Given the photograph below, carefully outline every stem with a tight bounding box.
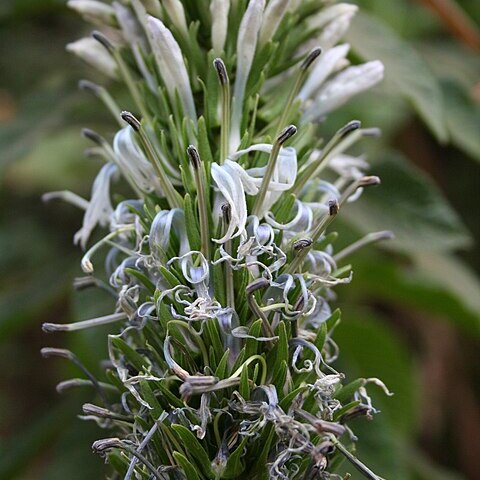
[418,0,480,51]
[246,278,275,339]
[222,204,235,310]
[125,423,159,480]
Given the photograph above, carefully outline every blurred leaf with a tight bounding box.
[336,310,418,437]
[344,151,472,253]
[347,12,449,142]
[412,251,480,321]
[5,127,95,194]
[419,41,480,90]
[0,86,80,177]
[343,252,480,336]
[355,0,439,38]
[441,79,480,162]
[0,0,66,21]
[0,216,76,341]
[337,415,410,480]
[408,449,466,480]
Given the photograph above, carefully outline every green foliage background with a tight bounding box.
[0,0,479,479]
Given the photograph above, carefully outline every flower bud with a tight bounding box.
[163,0,188,36]
[230,0,265,152]
[304,60,384,120]
[67,0,116,25]
[259,0,291,46]
[210,0,230,52]
[66,37,117,78]
[146,16,197,122]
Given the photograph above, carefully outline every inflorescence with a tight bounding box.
[43,1,393,478]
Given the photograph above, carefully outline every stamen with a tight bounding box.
[56,378,116,394]
[83,403,133,422]
[42,312,127,333]
[293,121,362,194]
[79,79,122,125]
[41,347,110,405]
[92,438,164,480]
[187,145,211,259]
[286,200,339,274]
[252,125,297,216]
[339,176,380,205]
[213,58,231,163]
[81,225,136,273]
[334,231,394,262]
[92,31,152,124]
[274,47,321,135]
[121,111,183,208]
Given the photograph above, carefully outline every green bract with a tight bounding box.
[43,1,393,478]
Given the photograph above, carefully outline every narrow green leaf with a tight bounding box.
[239,364,251,400]
[110,337,148,372]
[244,319,263,358]
[215,349,231,379]
[171,424,214,477]
[184,193,202,251]
[223,436,248,478]
[173,451,200,480]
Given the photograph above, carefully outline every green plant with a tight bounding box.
[41,1,399,478]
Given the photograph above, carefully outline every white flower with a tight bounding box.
[67,0,115,25]
[298,44,350,102]
[211,144,298,242]
[149,209,190,259]
[74,163,118,249]
[66,37,118,78]
[211,161,250,243]
[210,0,230,52]
[146,15,197,122]
[259,0,291,46]
[303,60,384,121]
[113,126,162,194]
[162,0,188,37]
[231,144,298,215]
[230,0,265,153]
